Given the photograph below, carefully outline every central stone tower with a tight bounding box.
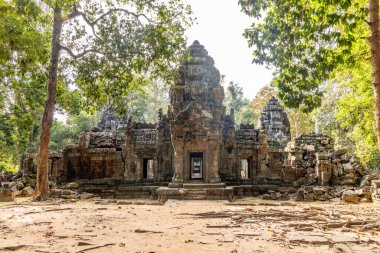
[169,41,225,183]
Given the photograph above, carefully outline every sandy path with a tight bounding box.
[0,199,380,253]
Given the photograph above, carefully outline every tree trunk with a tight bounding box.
[33,5,63,200]
[369,0,380,151]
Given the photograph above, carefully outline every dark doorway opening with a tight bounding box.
[67,160,76,180]
[143,159,154,179]
[190,152,203,180]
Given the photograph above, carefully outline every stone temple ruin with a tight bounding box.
[16,41,379,202]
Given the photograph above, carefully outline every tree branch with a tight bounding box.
[62,7,155,38]
[92,8,153,25]
[59,44,102,60]
[62,8,98,38]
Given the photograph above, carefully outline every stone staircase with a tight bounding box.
[183,183,228,200]
[186,189,207,200]
[156,182,234,202]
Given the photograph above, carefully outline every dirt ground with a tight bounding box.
[0,198,380,253]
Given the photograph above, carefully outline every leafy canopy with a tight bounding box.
[0,0,50,170]
[239,0,367,112]
[56,0,193,115]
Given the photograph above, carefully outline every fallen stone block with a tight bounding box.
[0,188,14,202]
[270,192,281,200]
[342,163,355,174]
[294,188,304,201]
[360,174,379,187]
[66,182,79,189]
[50,188,76,197]
[20,186,34,197]
[355,186,371,195]
[316,153,329,160]
[117,200,133,205]
[1,182,12,188]
[329,149,348,158]
[79,193,94,199]
[313,187,326,195]
[341,190,360,203]
[304,192,314,202]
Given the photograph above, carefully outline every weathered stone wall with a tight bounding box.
[124,117,157,181]
[62,145,124,181]
[49,155,63,182]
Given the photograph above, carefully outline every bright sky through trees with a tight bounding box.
[185,0,274,99]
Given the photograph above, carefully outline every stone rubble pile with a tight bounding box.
[294,186,332,202]
[0,174,37,201]
[341,187,372,203]
[292,185,372,203]
[0,175,97,201]
[0,171,21,183]
[261,190,290,201]
[50,186,94,200]
[285,134,369,187]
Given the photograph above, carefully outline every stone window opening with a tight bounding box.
[240,159,249,179]
[143,159,154,179]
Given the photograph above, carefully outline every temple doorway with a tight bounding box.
[143,159,154,179]
[190,152,203,180]
[240,158,253,180]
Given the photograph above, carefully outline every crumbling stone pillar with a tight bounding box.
[172,139,185,183]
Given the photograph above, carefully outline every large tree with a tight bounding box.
[30,0,192,200]
[238,0,380,149]
[0,0,50,171]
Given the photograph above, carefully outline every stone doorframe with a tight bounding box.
[185,149,207,182]
[189,152,204,180]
